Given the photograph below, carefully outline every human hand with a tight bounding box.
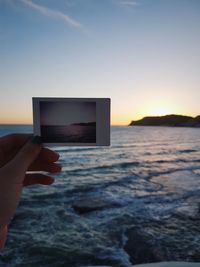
[0,134,61,247]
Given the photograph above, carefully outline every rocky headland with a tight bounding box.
[71,121,96,126]
[129,115,200,127]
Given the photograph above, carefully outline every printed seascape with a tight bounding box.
[0,125,200,267]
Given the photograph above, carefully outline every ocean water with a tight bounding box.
[41,125,96,143]
[0,125,200,267]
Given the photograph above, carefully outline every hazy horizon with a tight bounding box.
[0,112,199,127]
[1,0,200,125]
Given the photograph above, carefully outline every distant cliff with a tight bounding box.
[71,122,96,126]
[129,115,200,127]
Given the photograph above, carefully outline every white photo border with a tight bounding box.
[32,97,110,146]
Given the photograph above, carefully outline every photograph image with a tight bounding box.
[40,101,96,143]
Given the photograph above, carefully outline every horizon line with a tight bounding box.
[0,113,199,126]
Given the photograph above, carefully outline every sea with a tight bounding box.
[41,125,96,143]
[0,125,200,267]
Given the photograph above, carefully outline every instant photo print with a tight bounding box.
[32,97,110,146]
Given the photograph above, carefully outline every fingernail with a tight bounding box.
[31,135,42,144]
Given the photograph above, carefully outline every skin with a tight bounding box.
[0,134,61,249]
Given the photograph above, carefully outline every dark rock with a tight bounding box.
[131,263,200,267]
[124,228,160,264]
[71,122,96,126]
[129,115,200,127]
[184,116,200,127]
[72,196,121,214]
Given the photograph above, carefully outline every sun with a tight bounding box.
[149,106,173,116]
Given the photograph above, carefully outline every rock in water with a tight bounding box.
[72,196,121,214]
[124,228,160,264]
[133,262,200,267]
[80,263,200,267]
[124,227,200,266]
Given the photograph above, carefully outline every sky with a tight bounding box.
[40,101,96,125]
[0,0,200,125]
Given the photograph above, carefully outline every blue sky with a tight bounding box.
[0,0,200,125]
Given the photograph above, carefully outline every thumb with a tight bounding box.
[6,136,42,180]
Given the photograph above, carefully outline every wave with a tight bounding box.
[177,149,198,153]
[62,161,141,174]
